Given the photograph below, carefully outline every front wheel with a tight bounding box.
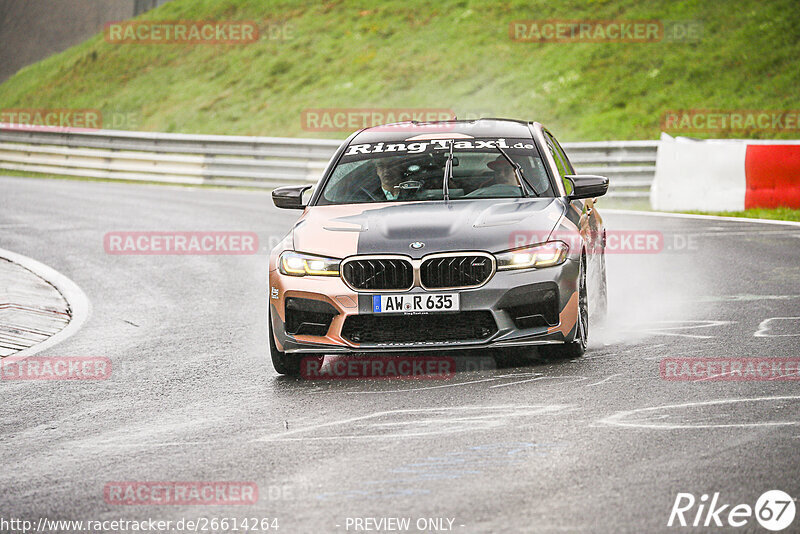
[268,309,324,376]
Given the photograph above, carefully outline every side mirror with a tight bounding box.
[272,185,312,210]
[564,175,609,200]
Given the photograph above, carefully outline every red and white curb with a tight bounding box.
[651,135,800,211]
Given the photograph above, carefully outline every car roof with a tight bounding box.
[350,118,536,144]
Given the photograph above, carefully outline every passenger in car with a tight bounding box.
[486,156,519,185]
[463,156,523,198]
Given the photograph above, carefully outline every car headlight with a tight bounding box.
[495,241,569,270]
[279,251,340,276]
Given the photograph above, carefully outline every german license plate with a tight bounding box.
[373,293,459,314]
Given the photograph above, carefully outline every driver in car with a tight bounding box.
[374,159,408,200]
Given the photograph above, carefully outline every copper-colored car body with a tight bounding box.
[268,119,608,374]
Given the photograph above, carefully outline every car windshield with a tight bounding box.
[315,137,554,205]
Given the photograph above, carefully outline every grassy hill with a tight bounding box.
[1,0,798,140]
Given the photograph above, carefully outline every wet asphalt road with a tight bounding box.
[1,175,799,533]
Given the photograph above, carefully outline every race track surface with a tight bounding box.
[1,176,799,533]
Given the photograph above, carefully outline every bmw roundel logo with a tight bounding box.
[410,241,425,249]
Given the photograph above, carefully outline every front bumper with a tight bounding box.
[268,259,580,354]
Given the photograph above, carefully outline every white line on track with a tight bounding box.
[307,377,501,394]
[603,208,800,227]
[585,374,622,387]
[489,375,588,389]
[80,441,213,448]
[253,405,572,442]
[599,396,800,430]
[683,229,800,238]
[620,320,733,339]
[488,376,547,388]
[754,317,800,337]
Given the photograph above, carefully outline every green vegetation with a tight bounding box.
[1,0,798,140]
[681,207,800,222]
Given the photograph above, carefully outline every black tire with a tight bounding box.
[540,256,588,359]
[268,309,323,376]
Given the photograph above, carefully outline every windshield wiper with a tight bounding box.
[443,139,454,202]
[494,144,538,197]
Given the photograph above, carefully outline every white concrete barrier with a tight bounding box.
[651,134,747,211]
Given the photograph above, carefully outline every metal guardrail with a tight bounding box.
[0,127,658,197]
[561,140,659,198]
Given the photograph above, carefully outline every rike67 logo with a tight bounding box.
[668,490,796,531]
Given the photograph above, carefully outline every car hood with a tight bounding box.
[292,198,567,258]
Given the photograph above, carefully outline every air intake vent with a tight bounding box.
[285,297,338,337]
[342,311,497,344]
[421,254,493,289]
[342,258,414,291]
